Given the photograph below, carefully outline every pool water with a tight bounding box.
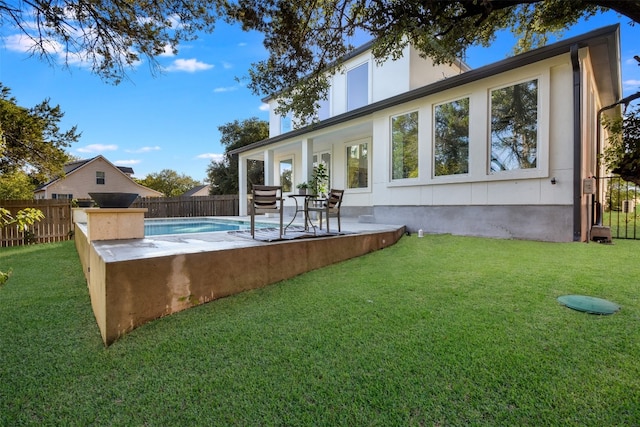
[145,218,268,236]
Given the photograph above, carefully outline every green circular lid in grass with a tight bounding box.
[557,295,620,315]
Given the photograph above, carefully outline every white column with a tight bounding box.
[238,154,248,216]
[301,138,313,183]
[264,149,275,185]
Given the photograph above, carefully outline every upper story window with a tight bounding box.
[347,62,369,111]
[280,114,292,134]
[346,140,369,189]
[434,98,470,176]
[317,97,330,121]
[391,111,419,180]
[96,171,105,185]
[490,79,538,172]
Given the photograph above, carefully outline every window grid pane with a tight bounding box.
[490,80,538,171]
[279,159,292,192]
[391,111,419,180]
[434,98,469,176]
[347,142,368,189]
[347,63,368,111]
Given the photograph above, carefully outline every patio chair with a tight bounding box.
[250,185,284,239]
[306,189,344,233]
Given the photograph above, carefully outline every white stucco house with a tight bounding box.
[34,155,163,199]
[231,25,623,242]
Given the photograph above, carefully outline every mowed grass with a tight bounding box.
[1,236,639,425]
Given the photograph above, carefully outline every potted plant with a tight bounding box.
[311,164,329,197]
[296,182,309,195]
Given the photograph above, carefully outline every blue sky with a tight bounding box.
[1,10,639,183]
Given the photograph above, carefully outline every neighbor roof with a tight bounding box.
[36,155,138,191]
[181,184,210,197]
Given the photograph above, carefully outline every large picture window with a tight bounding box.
[347,63,368,111]
[490,79,538,172]
[346,141,368,189]
[391,111,419,180]
[434,98,469,176]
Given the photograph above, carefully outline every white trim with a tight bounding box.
[344,137,371,192]
[431,95,471,181]
[485,72,550,181]
[389,109,420,183]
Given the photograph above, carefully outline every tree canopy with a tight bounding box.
[4,1,640,118]
[1,0,223,84]
[603,104,640,185]
[229,0,640,122]
[0,170,36,200]
[206,117,268,195]
[135,169,201,197]
[0,83,79,182]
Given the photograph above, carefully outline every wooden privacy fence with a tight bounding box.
[132,195,239,218]
[1,195,240,247]
[1,199,73,247]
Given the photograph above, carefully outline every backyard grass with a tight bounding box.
[1,235,639,425]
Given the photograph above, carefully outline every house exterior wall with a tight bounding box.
[267,45,466,138]
[35,157,162,199]
[241,27,620,242]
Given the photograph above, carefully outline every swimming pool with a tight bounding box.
[144,218,270,236]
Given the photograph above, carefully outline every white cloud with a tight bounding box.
[125,146,162,153]
[222,61,233,69]
[238,42,248,47]
[213,86,238,93]
[623,79,640,87]
[3,32,138,71]
[4,34,62,55]
[159,44,175,57]
[76,144,118,153]
[114,159,141,166]
[165,58,214,72]
[625,57,640,66]
[259,103,270,111]
[196,153,224,162]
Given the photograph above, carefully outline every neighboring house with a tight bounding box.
[231,25,623,242]
[181,185,211,197]
[34,155,163,199]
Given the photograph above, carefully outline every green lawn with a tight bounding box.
[1,236,639,425]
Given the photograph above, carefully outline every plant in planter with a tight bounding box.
[296,182,309,195]
[311,163,329,197]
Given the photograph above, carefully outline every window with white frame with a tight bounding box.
[313,151,331,188]
[317,96,330,121]
[391,111,419,180]
[347,62,368,111]
[490,79,538,172]
[279,158,293,192]
[434,98,470,176]
[346,141,369,189]
[96,171,105,185]
[280,114,292,134]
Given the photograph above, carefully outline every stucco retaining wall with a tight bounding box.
[75,225,405,346]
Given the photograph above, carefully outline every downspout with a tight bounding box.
[571,45,582,241]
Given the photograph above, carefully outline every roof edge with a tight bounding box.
[233,24,620,156]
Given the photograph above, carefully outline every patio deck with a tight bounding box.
[74,215,406,346]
